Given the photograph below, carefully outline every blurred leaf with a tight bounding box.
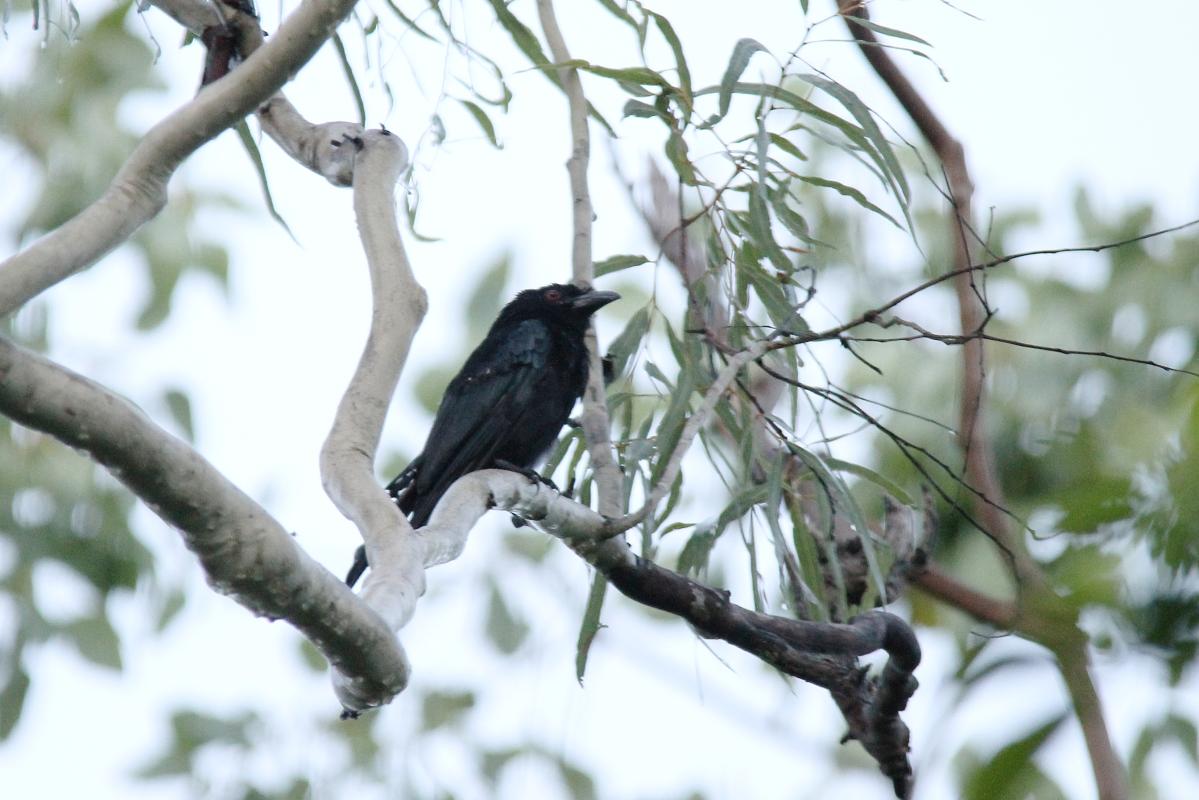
[458,98,500,147]
[1055,475,1133,532]
[467,257,512,331]
[794,174,900,228]
[843,14,932,46]
[1047,545,1121,609]
[575,573,607,683]
[606,307,650,379]
[330,32,367,126]
[66,615,122,670]
[556,756,598,800]
[234,121,296,242]
[594,254,649,277]
[482,748,520,783]
[485,0,614,135]
[297,639,327,672]
[154,588,187,632]
[0,666,30,740]
[664,129,697,186]
[824,457,914,506]
[485,581,529,655]
[162,389,194,442]
[677,529,717,577]
[710,38,769,125]
[139,709,257,778]
[379,0,437,41]
[420,690,475,731]
[648,11,691,114]
[414,366,457,415]
[962,712,1068,800]
[503,529,554,563]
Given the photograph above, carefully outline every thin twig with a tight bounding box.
[536,0,623,517]
[837,2,1128,796]
[0,0,360,316]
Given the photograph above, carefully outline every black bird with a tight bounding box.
[345,283,619,587]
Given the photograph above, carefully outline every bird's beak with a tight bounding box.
[569,289,621,312]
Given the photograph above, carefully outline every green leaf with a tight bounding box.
[595,253,649,276]
[234,121,296,242]
[768,132,807,162]
[649,12,691,113]
[466,257,511,333]
[701,82,897,203]
[556,757,598,800]
[606,306,650,380]
[485,0,614,135]
[664,129,697,185]
[794,73,909,203]
[486,0,552,72]
[788,443,888,610]
[0,666,30,740]
[66,615,122,670]
[594,0,639,28]
[420,690,476,731]
[788,490,829,620]
[712,38,769,125]
[623,99,668,120]
[330,32,366,126]
[162,388,194,441]
[297,639,327,673]
[485,581,529,655]
[843,14,932,47]
[795,174,900,228]
[154,587,187,632]
[1056,475,1133,532]
[748,182,792,273]
[650,361,696,485]
[677,529,717,576]
[575,573,607,683]
[824,457,914,506]
[379,0,437,42]
[963,713,1068,800]
[578,62,671,88]
[174,709,255,749]
[503,529,555,563]
[458,98,500,147]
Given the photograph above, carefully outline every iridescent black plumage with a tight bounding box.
[345,283,618,587]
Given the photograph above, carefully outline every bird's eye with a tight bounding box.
[544,289,562,302]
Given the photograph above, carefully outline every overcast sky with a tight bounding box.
[2,1,1198,798]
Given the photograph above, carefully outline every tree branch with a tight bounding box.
[315,130,428,713]
[837,3,1127,796]
[406,466,920,794]
[0,335,407,703]
[0,0,359,317]
[535,0,622,517]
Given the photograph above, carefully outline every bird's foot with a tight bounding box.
[564,418,582,429]
[510,513,530,528]
[494,459,560,493]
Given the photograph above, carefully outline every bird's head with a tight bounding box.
[496,283,620,330]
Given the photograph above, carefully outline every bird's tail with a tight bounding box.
[345,544,368,588]
[346,461,422,588]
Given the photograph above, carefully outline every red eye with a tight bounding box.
[545,289,562,302]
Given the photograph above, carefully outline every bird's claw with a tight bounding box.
[494,459,560,493]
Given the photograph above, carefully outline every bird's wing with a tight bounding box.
[411,318,551,497]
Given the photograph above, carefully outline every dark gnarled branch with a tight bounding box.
[836,3,1128,798]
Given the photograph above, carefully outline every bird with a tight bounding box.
[345,282,620,587]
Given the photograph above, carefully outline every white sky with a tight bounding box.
[2,1,1199,798]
